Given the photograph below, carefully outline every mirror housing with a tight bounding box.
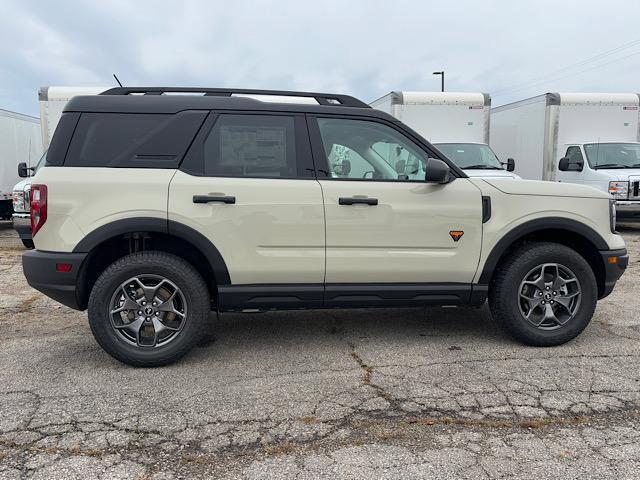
[505,158,516,172]
[425,158,450,184]
[558,157,583,172]
[18,162,30,178]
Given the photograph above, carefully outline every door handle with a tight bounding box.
[193,195,236,204]
[338,197,378,206]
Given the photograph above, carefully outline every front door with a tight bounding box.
[308,115,483,303]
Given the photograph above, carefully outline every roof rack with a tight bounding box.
[99,87,370,108]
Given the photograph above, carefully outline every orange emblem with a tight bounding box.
[449,231,464,242]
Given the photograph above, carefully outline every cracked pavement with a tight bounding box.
[0,222,639,479]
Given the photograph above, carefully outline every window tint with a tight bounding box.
[316,118,428,181]
[204,115,297,177]
[65,113,170,167]
[565,146,584,163]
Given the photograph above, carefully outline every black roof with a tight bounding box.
[64,87,392,119]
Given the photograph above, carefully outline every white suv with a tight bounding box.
[23,87,628,367]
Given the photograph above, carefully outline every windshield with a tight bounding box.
[434,143,503,169]
[584,143,640,169]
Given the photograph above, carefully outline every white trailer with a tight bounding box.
[491,93,640,221]
[370,91,518,179]
[0,109,43,219]
[39,86,109,148]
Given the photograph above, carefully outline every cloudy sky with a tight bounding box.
[2,0,640,117]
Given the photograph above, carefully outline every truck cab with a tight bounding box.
[557,142,640,221]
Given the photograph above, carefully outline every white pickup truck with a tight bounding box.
[491,93,640,221]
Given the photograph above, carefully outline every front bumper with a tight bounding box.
[615,201,640,221]
[22,250,88,310]
[12,213,31,240]
[599,248,629,298]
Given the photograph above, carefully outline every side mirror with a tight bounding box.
[18,162,29,178]
[395,159,406,174]
[506,158,515,172]
[559,157,583,172]
[425,158,450,184]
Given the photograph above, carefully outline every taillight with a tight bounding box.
[30,184,48,237]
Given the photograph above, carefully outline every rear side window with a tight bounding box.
[64,112,207,168]
[203,114,297,178]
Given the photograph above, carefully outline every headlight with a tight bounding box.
[12,190,25,212]
[608,181,629,199]
[610,199,617,233]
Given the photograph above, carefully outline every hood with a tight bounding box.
[481,178,609,199]
[594,168,640,181]
[464,169,520,180]
[12,177,32,192]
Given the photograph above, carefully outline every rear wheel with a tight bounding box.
[489,242,597,346]
[88,251,210,367]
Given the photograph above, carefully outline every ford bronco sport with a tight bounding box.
[23,87,628,367]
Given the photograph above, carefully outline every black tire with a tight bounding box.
[21,239,34,249]
[88,251,210,367]
[489,242,597,346]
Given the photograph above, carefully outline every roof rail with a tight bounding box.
[99,87,370,108]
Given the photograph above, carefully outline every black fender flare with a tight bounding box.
[478,217,608,284]
[73,217,231,285]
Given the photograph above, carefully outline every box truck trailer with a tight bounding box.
[370,91,519,179]
[0,109,43,220]
[490,93,640,221]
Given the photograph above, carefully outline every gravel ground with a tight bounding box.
[0,221,639,479]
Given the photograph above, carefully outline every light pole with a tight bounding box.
[433,71,444,92]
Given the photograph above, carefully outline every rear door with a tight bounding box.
[169,112,325,308]
[308,115,483,305]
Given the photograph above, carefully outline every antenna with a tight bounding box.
[113,74,123,87]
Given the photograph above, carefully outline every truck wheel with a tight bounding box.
[88,251,210,367]
[21,239,34,249]
[489,242,597,346]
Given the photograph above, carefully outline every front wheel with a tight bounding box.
[489,242,597,346]
[21,239,34,249]
[88,251,210,367]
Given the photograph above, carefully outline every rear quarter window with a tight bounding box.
[64,112,207,168]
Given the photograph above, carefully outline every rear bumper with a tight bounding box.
[616,201,640,221]
[22,250,88,310]
[599,248,629,299]
[12,213,31,240]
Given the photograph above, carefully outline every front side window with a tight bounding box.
[316,118,429,181]
[204,114,297,177]
[583,143,640,169]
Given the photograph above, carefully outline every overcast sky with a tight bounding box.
[2,0,640,117]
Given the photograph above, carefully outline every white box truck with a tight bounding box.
[491,93,640,221]
[370,91,519,179]
[0,109,43,220]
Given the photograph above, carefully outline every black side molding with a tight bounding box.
[72,217,231,285]
[478,217,610,284]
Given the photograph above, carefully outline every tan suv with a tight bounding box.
[23,87,628,366]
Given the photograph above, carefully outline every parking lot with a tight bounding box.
[0,223,638,479]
